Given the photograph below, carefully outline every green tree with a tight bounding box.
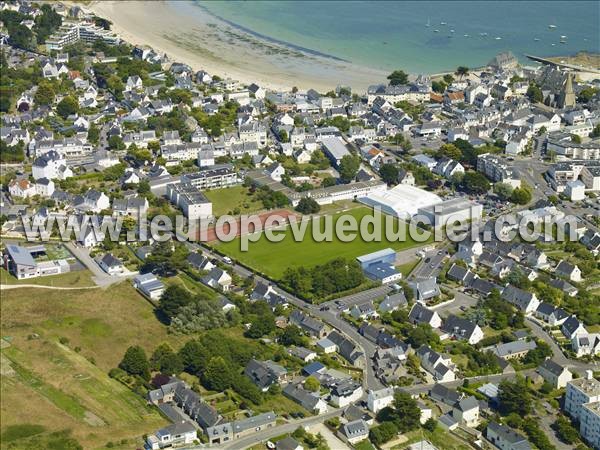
[369,422,398,445]
[498,378,532,416]
[511,187,532,205]
[304,376,320,392]
[202,356,234,391]
[295,197,320,214]
[9,24,34,49]
[526,84,543,103]
[280,325,305,346]
[387,70,409,86]
[56,96,79,119]
[387,391,421,433]
[553,416,579,445]
[150,343,183,375]
[379,163,399,185]
[108,135,126,151]
[577,87,598,103]
[590,124,600,138]
[321,176,336,187]
[570,134,582,144]
[87,124,100,145]
[34,81,55,106]
[493,182,514,201]
[245,314,276,338]
[178,340,208,375]
[455,66,469,80]
[278,129,289,143]
[338,154,360,183]
[119,345,150,380]
[431,80,447,93]
[437,143,462,160]
[460,171,490,195]
[158,285,192,322]
[423,417,437,432]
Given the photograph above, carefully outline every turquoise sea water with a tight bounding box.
[196,0,599,73]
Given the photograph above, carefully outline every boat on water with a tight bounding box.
[548,24,557,29]
[534,38,540,41]
[426,18,430,27]
[560,35,567,39]
[551,43,556,46]
[464,34,470,37]
[434,29,439,33]
[480,32,488,37]
[495,37,502,40]
[450,29,455,33]
[440,21,447,25]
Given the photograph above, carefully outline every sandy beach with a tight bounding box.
[84,0,388,92]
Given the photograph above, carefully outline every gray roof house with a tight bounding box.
[486,421,531,450]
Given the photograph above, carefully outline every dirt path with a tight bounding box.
[0,284,99,290]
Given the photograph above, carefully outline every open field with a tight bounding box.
[216,207,430,279]
[203,185,263,217]
[0,268,96,288]
[0,282,181,372]
[1,339,167,449]
[0,283,184,449]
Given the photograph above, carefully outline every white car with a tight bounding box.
[222,256,233,264]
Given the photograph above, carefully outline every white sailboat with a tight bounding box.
[426,18,431,27]
[548,24,557,29]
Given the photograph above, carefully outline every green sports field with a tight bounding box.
[216,206,431,279]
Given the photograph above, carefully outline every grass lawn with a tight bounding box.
[0,282,187,449]
[0,268,96,288]
[216,206,430,279]
[397,259,420,278]
[204,185,263,216]
[1,339,167,450]
[393,428,471,450]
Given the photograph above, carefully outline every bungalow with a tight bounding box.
[571,333,600,358]
[501,285,540,314]
[97,253,124,275]
[316,338,337,354]
[367,387,395,413]
[287,346,317,363]
[549,278,579,297]
[350,302,379,320]
[146,421,197,450]
[429,384,461,407]
[244,359,288,391]
[327,331,363,365]
[441,315,484,345]
[133,273,165,300]
[338,419,369,445]
[486,421,531,450]
[562,316,587,339]
[202,267,232,292]
[282,383,328,414]
[338,420,369,445]
[555,260,582,283]
[537,359,572,389]
[452,396,480,427]
[289,310,327,338]
[488,339,537,360]
[378,291,407,313]
[186,252,215,272]
[409,303,442,329]
[417,345,456,382]
[446,264,476,285]
[410,277,441,303]
[330,380,363,407]
[8,179,36,198]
